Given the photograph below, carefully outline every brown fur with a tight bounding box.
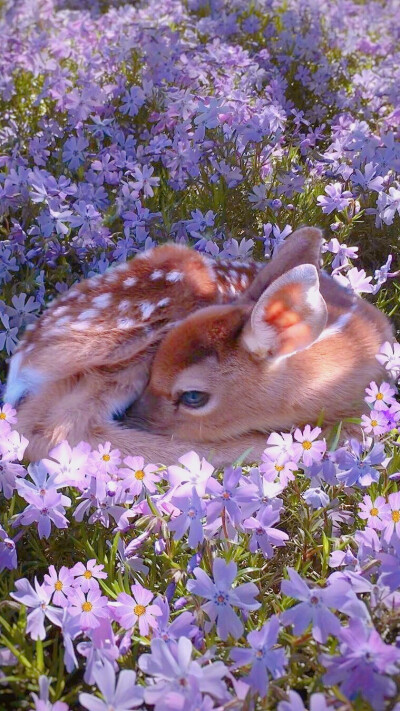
[7,229,393,465]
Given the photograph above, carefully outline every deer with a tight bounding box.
[5,227,393,466]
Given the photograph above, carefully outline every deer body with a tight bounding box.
[5,228,393,465]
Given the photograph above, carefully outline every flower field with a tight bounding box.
[1,0,400,709]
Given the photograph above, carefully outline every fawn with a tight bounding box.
[5,227,393,465]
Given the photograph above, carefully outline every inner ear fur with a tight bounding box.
[242,226,324,304]
[241,263,328,359]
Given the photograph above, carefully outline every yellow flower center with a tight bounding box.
[134,604,146,616]
[82,601,92,612]
[102,454,111,461]
[135,470,145,480]
[54,580,63,591]
[275,464,284,472]
[370,507,379,517]
[371,420,378,427]
[392,510,400,523]
[376,392,384,400]
[302,440,312,450]
[83,570,92,579]
[0,413,6,420]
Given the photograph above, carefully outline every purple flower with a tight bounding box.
[187,557,260,640]
[152,597,197,644]
[206,466,243,527]
[243,506,289,558]
[31,675,69,711]
[321,619,400,710]
[14,489,69,539]
[335,439,385,487]
[62,135,89,170]
[167,451,214,496]
[303,487,330,509]
[0,524,17,570]
[10,578,62,640]
[129,165,159,198]
[110,583,162,636]
[139,636,229,708]
[230,615,287,697]
[79,659,144,711]
[119,455,160,496]
[376,340,400,380]
[278,691,330,711]
[169,487,206,548]
[317,182,352,213]
[281,568,351,643]
[120,86,145,116]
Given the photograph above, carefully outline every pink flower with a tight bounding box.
[167,451,214,496]
[110,584,162,636]
[381,491,400,543]
[69,587,109,630]
[90,442,121,478]
[376,340,400,380]
[262,432,300,464]
[43,565,75,607]
[72,559,107,592]
[293,425,326,467]
[358,496,389,530]
[365,381,397,410]
[361,410,388,436]
[119,456,160,496]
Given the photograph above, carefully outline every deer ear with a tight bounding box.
[242,226,324,304]
[241,264,327,359]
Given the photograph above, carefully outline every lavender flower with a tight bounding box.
[10,578,62,640]
[187,557,260,640]
[110,583,162,636]
[230,615,287,697]
[79,659,144,711]
[281,568,351,643]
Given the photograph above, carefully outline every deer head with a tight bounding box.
[123,228,393,443]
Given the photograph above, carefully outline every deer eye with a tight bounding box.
[179,390,210,409]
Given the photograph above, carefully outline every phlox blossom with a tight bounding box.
[31,675,69,711]
[110,583,162,636]
[293,425,326,467]
[187,557,260,640]
[365,381,397,410]
[79,659,143,711]
[43,565,75,607]
[69,587,109,630]
[10,578,62,640]
[71,560,107,592]
[119,455,160,496]
[380,491,400,543]
[167,451,214,496]
[376,340,400,380]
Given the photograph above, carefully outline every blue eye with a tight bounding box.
[179,391,210,408]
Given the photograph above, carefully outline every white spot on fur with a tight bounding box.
[55,316,70,326]
[25,324,36,332]
[77,309,98,321]
[150,269,164,280]
[92,293,112,308]
[140,301,157,319]
[157,297,170,307]
[118,299,131,312]
[166,270,183,283]
[71,321,90,331]
[124,277,137,287]
[53,305,69,317]
[117,318,136,330]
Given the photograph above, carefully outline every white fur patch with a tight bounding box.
[157,297,170,307]
[140,301,157,319]
[92,293,112,308]
[77,309,98,321]
[166,270,183,283]
[150,269,164,280]
[118,299,131,312]
[124,277,137,287]
[117,318,136,330]
[4,351,46,406]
